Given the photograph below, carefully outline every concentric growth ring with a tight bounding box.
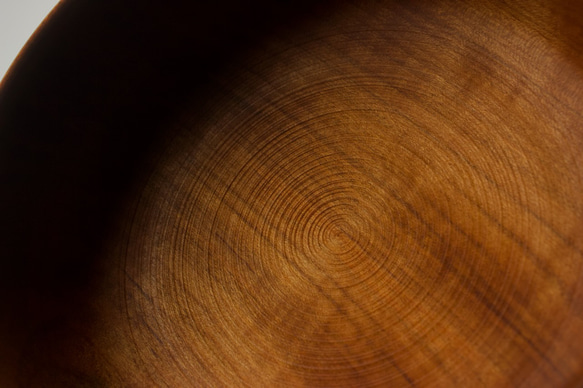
[117,2,583,386]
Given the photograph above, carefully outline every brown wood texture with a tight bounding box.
[1,0,583,386]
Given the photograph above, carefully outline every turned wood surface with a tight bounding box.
[1,0,583,386]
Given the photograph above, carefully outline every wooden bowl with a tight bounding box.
[1,1,583,386]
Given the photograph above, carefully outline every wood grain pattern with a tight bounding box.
[1,0,583,386]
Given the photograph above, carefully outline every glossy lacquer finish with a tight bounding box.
[1,1,583,386]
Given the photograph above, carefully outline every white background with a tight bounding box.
[0,0,60,83]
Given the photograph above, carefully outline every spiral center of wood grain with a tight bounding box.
[271,166,396,290]
[323,221,354,255]
[315,211,369,267]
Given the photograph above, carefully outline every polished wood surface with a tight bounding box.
[1,0,583,386]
